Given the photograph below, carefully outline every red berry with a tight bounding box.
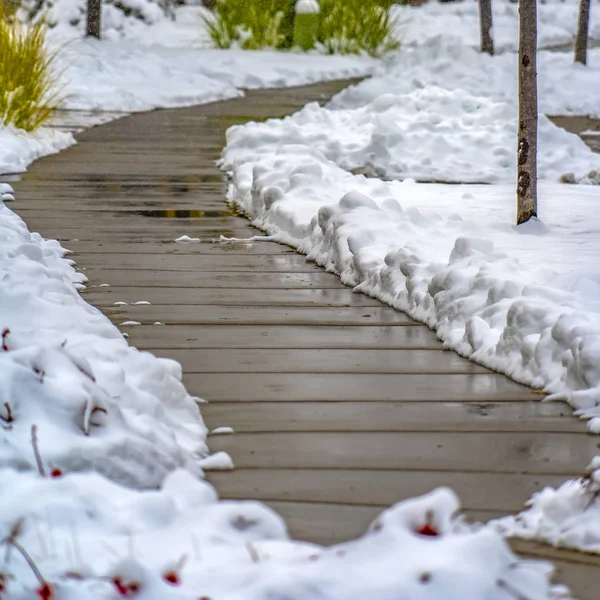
[417,524,439,537]
[50,468,63,478]
[112,577,128,596]
[37,583,53,600]
[163,570,180,585]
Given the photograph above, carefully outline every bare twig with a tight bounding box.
[0,402,13,424]
[31,425,46,477]
[5,537,45,586]
[2,328,10,352]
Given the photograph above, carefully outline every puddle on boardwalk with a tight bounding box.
[132,209,234,219]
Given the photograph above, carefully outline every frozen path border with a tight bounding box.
[6,81,600,598]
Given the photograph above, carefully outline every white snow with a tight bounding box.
[198,450,235,471]
[331,36,600,119]
[0,188,208,490]
[0,202,560,588]
[243,89,599,184]
[0,126,74,175]
[394,0,600,53]
[492,457,600,554]
[222,128,600,433]
[211,426,235,435]
[174,235,201,243]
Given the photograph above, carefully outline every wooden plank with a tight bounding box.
[510,539,600,600]
[258,500,504,546]
[207,431,597,474]
[184,372,539,402]
[82,288,384,308]
[80,271,345,289]
[161,348,489,374]
[206,468,567,511]
[75,253,322,272]
[63,241,295,255]
[121,324,439,348]
[106,306,415,327]
[202,400,579,433]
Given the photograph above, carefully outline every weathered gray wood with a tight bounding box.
[76,253,322,272]
[184,372,542,402]
[82,271,345,289]
[204,400,581,432]
[206,469,567,510]
[163,348,488,373]
[208,431,596,473]
[108,307,415,327]
[83,288,384,308]
[258,500,504,546]
[118,324,439,348]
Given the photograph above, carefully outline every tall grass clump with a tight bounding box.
[0,2,61,131]
[319,0,399,57]
[203,0,399,57]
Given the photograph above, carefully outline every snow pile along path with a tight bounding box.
[330,35,600,119]
[222,123,600,433]
[249,90,599,184]
[56,42,376,112]
[0,182,567,598]
[0,127,74,175]
[0,185,207,487]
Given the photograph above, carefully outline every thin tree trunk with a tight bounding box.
[575,0,591,64]
[517,0,537,225]
[86,0,101,38]
[479,0,494,55]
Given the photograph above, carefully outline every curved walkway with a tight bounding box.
[10,81,600,597]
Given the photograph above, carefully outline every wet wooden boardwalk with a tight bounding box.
[9,81,600,597]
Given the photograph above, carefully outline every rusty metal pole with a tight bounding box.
[516,0,537,225]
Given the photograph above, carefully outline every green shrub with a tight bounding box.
[203,0,399,57]
[0,1,61,131]
[318,0,399,57]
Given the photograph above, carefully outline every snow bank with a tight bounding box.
[331,36,600,118]
[246,90,599,184]
[394,0,600,53]
[0,126,73,175]
[0,186,565,598]
[56,41,375,112]
[493,457,600,554]
[222,128,600,433]
[1,472,566,599]
[0,186,207,487]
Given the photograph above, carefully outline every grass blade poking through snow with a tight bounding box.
[0,2,62,131]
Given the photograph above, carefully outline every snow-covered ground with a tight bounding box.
[0,4,375,174]
[394,0,600,53]
[0,180,566,600]
[218,0,600,558]
[493,457,600,554]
